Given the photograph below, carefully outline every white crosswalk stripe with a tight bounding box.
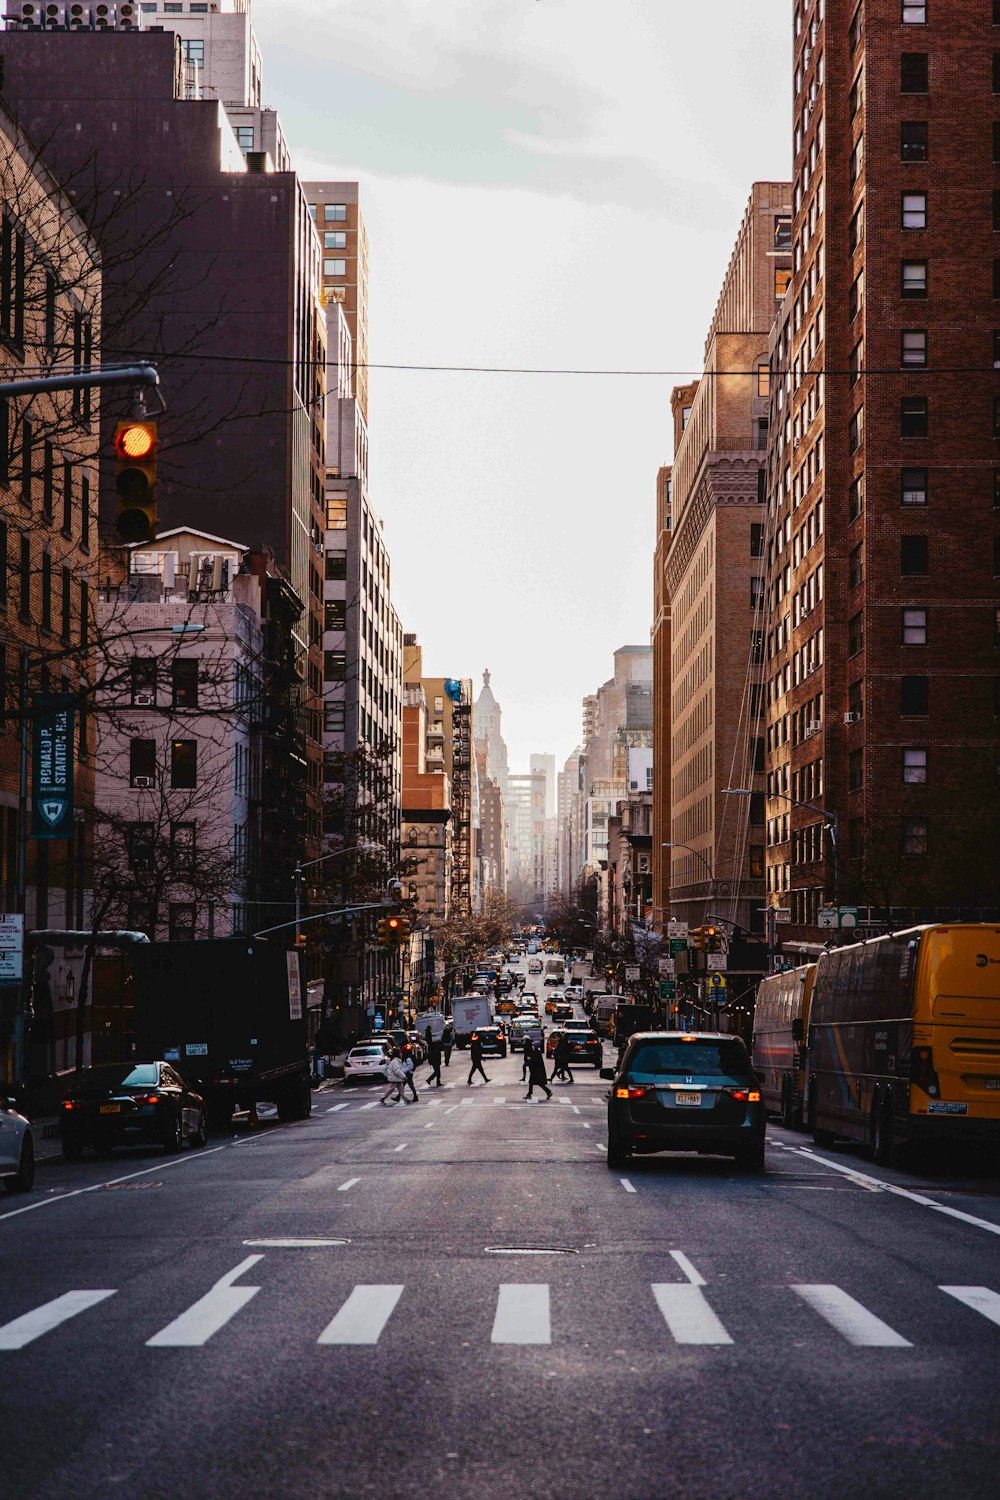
[792,1285,912,1347]
[146,1256,263,1347]
[652,1284,733,1345]
[939,1285,1000,1328]
[318,1285,403,1345]
[492,1284,550,1345]
[0,1290,116,1350]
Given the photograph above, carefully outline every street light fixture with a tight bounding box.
[722,787,840,908]
[293,842,388,944]
[661,840,717,899]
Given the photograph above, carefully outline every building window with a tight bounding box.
[170,739,197,789]
[902,467,927,505]
[900,120,928,161]
[181,39,205,64]
[901,261,927,298]
[849,473,864,520]
[994,468,1000,507]
[901,329,927,367]
[749,846,765,878]
[901,675,928,715]
[0,521,6,611]
[850,3,863,50]
[995,53,1000,92]
[849,544,864,589]
[849,205,864,252]
[902,607,928,644]
[326,495,347,530]
[324,204,347,222]
[170,822,196,873]
[994,259,1000,301]
[849,272,864,320]
[60,564,71,639]
[18,534,30,622]
[901,535,929,575]
[750,577,765,610]
[902,2,927,22]
[775,268,792,298]
[750,523,764,558]
[130,739,156,787]
[849,71,863,119]
[849,611,865,656]
[849,749,863,792]
[756,364,770,398]
[902,192,927,229]
[994,535,1000,575]
[848,679,864,719]
[850,137,864,185]
[850,339,864,384]
[324,650,346,681]
[774,216,792,251]
[324,232,347,250]
[130,658,157,704]
[325,550,347,580]
[994,191,1000,233]
[903,747,927,783]
[126,823,155,872]
[324,701,346,735]
[849,408,864,453]
[234,126,254,150]
[994,397,1000,440]
[168,904,196,943]
[902,819,928,855]
[901,396,928,437]
[323,259,347,278]
[324,599,346,631]
[901,53,928,92]
[171,658,199,708]
[20,416,32,503]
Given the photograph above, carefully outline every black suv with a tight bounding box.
[603,1032,766,1172]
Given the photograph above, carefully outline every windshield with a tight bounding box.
[627,1040,751,1081]
[74,1064,159,1090]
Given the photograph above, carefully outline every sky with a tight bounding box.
[253,0,792,773]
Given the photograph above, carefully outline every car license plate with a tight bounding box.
[675,1092,701,1107]
[99,1103,121,1114]
[985,1078,1000,1091]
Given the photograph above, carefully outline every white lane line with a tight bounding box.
[493,1098,506,1105]
[652,1284,733,1345]
[620,1179,637,1194]
[444,1105,460,1115]
[424,1121,436,1130]
[792,1285,912,1348]
[593,1143,604,1152]
[582,1122,591,1129]
[940,1285,1000,1329]
[318,1285,403,1345]
[572,1106,581,1115]
[147,1256,264,1348]
[326,1103,350,1113]
[394,1143,408,1153]
[359,1102,379,1111]
[491,1284,551,1345]
[0,1145,230,1224]
[244,1239,347,1248]
[670,1250,706,1288]
[0,1290,116,1350]
[337,1178,360,1192]
[788,1146,1000,1236]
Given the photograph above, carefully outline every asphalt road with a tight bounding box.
[3,995,1000,1497]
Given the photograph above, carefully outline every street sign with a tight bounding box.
[669,937,688,957]
[820,905,859,929]
[839,906,859,929]
[659,979,676,1000]
[667,920,689,940]
[773,907,792,924]
[0,913,24,986]
[31,694,75,839]
[706,973,727,990]
[659,957,675,977]
[625,965,640,982]
[373,1011,384,1029]
[706,952,726,972]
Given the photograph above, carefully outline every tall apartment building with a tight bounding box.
[304,181,370,425]
[403,640,474,918]
[507,770,546,909]
[556,748,583,901]
[402,683,452,922]
[0,18,328,862]
[657,183,791,934]
[530,752,556,820]
[764,0,1000,936]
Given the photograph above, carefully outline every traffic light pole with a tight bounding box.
[253,900,396,940]
[0,362,162,406]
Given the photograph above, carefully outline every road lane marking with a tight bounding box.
[147,1256,263,1347]
[493,1098,505,1105]
[670,1251,706,1287]
[318,1285,403,1345]
[620,1179,636,1193]
[337,1178,360,1192]
[572,1106,580,1115]
[424,1121,436,1130]
[0,1145,231,1224]
[491,1284,550,1345]
[359,1102,379,1111]
[0,1290,116,1350]
[792,1285,912,1347]
[788,1146,1000,1235]
[394,1143,408,1152]
[326,1103,350,1113]
[444,1105,460,1115]
[652,1284,733,1345]
[940,1285,1000,1328]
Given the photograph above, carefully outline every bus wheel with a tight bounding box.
[872,1098,895,1166]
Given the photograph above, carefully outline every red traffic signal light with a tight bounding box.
[114,419,158,543]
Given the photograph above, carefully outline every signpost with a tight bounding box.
[706,952,726,972]
[658,956,675,977]
[667,920,689,940]
[30,694,75,839]
[0,914,24,986]
[624,965,640,983]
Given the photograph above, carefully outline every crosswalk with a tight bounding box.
[2,1269,998,1354]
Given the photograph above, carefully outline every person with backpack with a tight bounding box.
[380,1050,407,1105]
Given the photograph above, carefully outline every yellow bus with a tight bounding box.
[806,924,1000,1162]
[751,963,816,1128]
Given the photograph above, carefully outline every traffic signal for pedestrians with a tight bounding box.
[114,419,158,543]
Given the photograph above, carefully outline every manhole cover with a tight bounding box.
[484,1246,579,1256]
[103,1181,162,1191]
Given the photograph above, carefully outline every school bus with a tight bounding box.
[806,924,1000,1162]
[752,963,816,1128]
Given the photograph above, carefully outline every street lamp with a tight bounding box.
[722,787,840,908]
[293,842,387,945]
[661,841,717,899]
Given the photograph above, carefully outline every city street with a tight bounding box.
[4,1027,1000,1500]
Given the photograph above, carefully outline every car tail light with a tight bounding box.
[615,1085,650,1100]
[911,1046,941,1098]
[725,1088,762,1103]
[143,1093,163,1105]
[61,1100,75,1110]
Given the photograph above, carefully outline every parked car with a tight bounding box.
[60,1062,207,1158]
[0,1080,34,1193]
[603,1032,766,1171]
[405,1033,427,1064]
[471,1025,507,1059]
[343,1042,392,1084]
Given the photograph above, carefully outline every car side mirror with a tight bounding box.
[599,1067,615,1081]
[791,1018,804,1043]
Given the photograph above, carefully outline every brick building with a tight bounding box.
[651,465,673,930]
[763,0,1000,937]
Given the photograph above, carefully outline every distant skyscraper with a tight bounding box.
[530,753,556,821]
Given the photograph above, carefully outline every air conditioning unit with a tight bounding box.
[805,720,822,736]
[134,692,154,707]
[133,775,154,788]
[843,711,861,724]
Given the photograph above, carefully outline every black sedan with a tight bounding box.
[470,1025,507,1058]
[603,1032,766,1172]
[60,1062,208,1158]
[561,1024,603,1068]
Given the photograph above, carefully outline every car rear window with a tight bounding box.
[628,1040,750,1081]
[75,1064,159,1089]
[350,1047,385,1057]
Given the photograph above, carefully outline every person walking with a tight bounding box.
[425,1031,443,1088]
[402,1051,419,1102]
[524,1041,553,1102]
[443,1027,453,1068]
[380,1050,408,1105]
[467,1031,491,1086]
[521,1036,534,1083]
[550,1032,574,1085]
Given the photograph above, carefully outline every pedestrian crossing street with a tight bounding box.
[325,1085,608,1113]
[2,1264,998,1352]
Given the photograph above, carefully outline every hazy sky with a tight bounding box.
[253,0,792,773]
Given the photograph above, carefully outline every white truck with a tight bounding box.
[415,1012,447,1043]
[571,960,592,982]
[590,994,618,1038]
[451,995,493,1048]
[543,956,566,986]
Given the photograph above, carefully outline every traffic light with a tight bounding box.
[690,927,706,951]
[385,914,403,944]
[114,418,158,543]
[376,918,391,946]
[705,925,722,954]
[393,914,412,942]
